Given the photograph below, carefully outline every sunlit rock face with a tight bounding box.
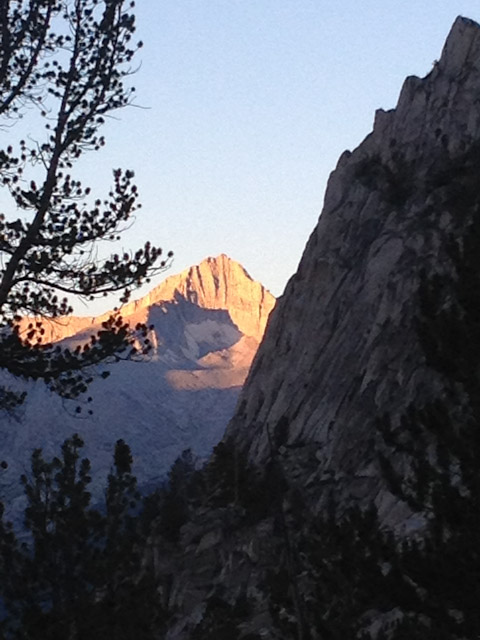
[226,16,480,517]
[0,255,275,514]
[18,253,273,345]
[139,253,274,339]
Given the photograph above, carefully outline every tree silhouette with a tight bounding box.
[0,435,99,638]
[0,436,164,639]
[0,0,172,408]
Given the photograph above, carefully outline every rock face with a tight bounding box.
[226,16,480,512]
[18,253,273,344]
[140,254,273,339]
[159,20,480,637]
[0,255,274,516]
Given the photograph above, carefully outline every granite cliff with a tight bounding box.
[131,18,480,639]
[226,15,480,517]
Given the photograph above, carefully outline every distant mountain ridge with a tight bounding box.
[18,253,273,344]
[0,255,275,518]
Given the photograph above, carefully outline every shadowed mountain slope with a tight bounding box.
[0,255,275,515]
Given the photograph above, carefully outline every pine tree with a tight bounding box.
[158,448,196,544]
[0,436,165,639]
[0,435,99,638]
[101,439,141,612]
[0,0,172,409]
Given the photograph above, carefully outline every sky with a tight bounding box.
[13,1,480,314]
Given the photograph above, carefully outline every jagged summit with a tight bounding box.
[226,16,480,513]
[20,254,275,343]
[127,253,274,338]
[366,15,480,166]
[438,16,480,75]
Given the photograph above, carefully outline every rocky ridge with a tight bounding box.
[148,18,480,638]
[19,253,272,344]
[225,15,480,518]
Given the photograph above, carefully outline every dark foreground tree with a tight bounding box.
[0,0,171,408]
[0,436,165,639]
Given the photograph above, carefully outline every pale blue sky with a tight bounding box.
[62,2,480,312]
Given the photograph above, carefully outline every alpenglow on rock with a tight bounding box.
[18,253,273,344]
[0,255,275,515]
[226,16,480,513]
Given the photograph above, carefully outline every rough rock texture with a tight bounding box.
[140,253,274,339]
[18,253,274,343]
[0,255,274,518]
[226,16,480,515]
[73,18,480,639]
[150,19,480,637]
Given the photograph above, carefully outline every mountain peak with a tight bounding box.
[143,254,275,338]
[6,254,276,512]
[439,16,480,76]
[19,255,275,344]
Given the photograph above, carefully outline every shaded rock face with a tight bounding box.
[0,255,274,518]
[226,16,480,512]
